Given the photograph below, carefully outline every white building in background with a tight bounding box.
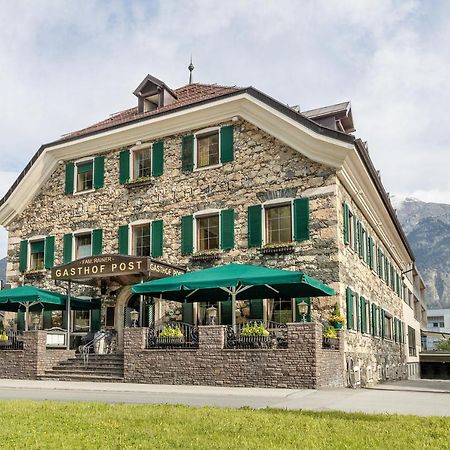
[425,308,450,350]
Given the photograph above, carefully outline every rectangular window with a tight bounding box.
[132,223,151,256]
[73,310,90,332]
[75,233,92,259]
[51,311,63,328]
[132,148,152,179]
[384,314,393,340]
[265,204,292,244]
[196,130,219,168]
[408,326,416,356]
[197,214,220,251]
[29,240,45,270]
[76,160,93,192]
[270,298,293,324]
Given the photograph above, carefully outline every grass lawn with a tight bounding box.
[0,401,448,449]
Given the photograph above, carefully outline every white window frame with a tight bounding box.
[261,198,294,246]
[27,235,46,271]
[73,157,95,195]
[72,229,93,261]
[193,209,221,252]
[130,143,153,181]
[129,219,152,257]
[193,127,222,171]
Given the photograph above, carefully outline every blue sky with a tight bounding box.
[1,0,450,257]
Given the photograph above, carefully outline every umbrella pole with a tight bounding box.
[66,281,71,350]
[25,304,29,332]
[231,287,236,333]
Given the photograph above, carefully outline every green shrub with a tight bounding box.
[241,323,269,337]
[160,325,183,338]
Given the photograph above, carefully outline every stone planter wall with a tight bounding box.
[0,331,76,380]
[124,323,344,389]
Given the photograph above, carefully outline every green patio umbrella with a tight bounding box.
[132,263,335,331]
[0,286,96,332]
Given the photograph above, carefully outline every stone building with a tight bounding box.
[0,74,423,387]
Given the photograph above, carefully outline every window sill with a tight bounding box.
[193,163,223,172]
[125,178,154,188]
[260,243,295,255]
[72,189,95,196]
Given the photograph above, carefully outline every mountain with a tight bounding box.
[0,257,6,288]
[394,197,450,309]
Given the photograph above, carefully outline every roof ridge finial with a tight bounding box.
[188,56,194,84]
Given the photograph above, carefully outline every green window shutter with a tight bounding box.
[220,209,235,250]
[152,141,164,177]
[182,302,194,325]
[17,311,25,331]
[358,223,363,258]
[293,197,310,241]
[44,236,55,269]
[249,299,264,320]
[65,162,74,195]
[90,308,101,332]
[353,216,358,250]
[355,293,360,331]
[43,310,53,329]
[247,205,262,248]
[19,239,28,272]
[369,237,374,270]
[119,149,130,184]
[118,225,129,255]
[181,215,193,255]
[151,220,164,257]
[63,233,73,264]
[181,135,194,172]
[346,287,353,329]
[92,229,103,256]
[295,297,311,322]
[343,203,349,244]
[360,297,365,333]
[371,303,377,336]
[220,125,234,163]
[381,309,385,339]
[93,156,105,189]
[220,301,232,325]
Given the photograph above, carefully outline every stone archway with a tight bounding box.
[114,285,133,351]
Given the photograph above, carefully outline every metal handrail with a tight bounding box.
[78,330,117,366]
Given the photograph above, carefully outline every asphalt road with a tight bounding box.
[0,379,448,416]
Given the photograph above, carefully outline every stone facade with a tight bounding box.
[124,323,343,389]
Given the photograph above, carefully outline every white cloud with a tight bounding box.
[0,0,449,258]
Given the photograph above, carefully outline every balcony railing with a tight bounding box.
[0,331,24,350]
[147,322,199,349]
[226,321,288,349]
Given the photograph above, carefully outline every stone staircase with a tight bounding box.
[40,353,124,382]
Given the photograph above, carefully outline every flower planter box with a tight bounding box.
[156,336,184,346]
[191,253,221,262]
[125,179,153,188]
[261,245,294,255]
[237,335,271,348]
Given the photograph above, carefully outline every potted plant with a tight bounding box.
[157,325,184,345]
[323,326,338,349]
[0,332,10,347]
[329,303,345,330]
[240,322,271,347]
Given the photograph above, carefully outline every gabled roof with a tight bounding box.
[132,74,178,99]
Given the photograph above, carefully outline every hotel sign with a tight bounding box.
[51,255,184,281]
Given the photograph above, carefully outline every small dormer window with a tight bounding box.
[133,74,177,113]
